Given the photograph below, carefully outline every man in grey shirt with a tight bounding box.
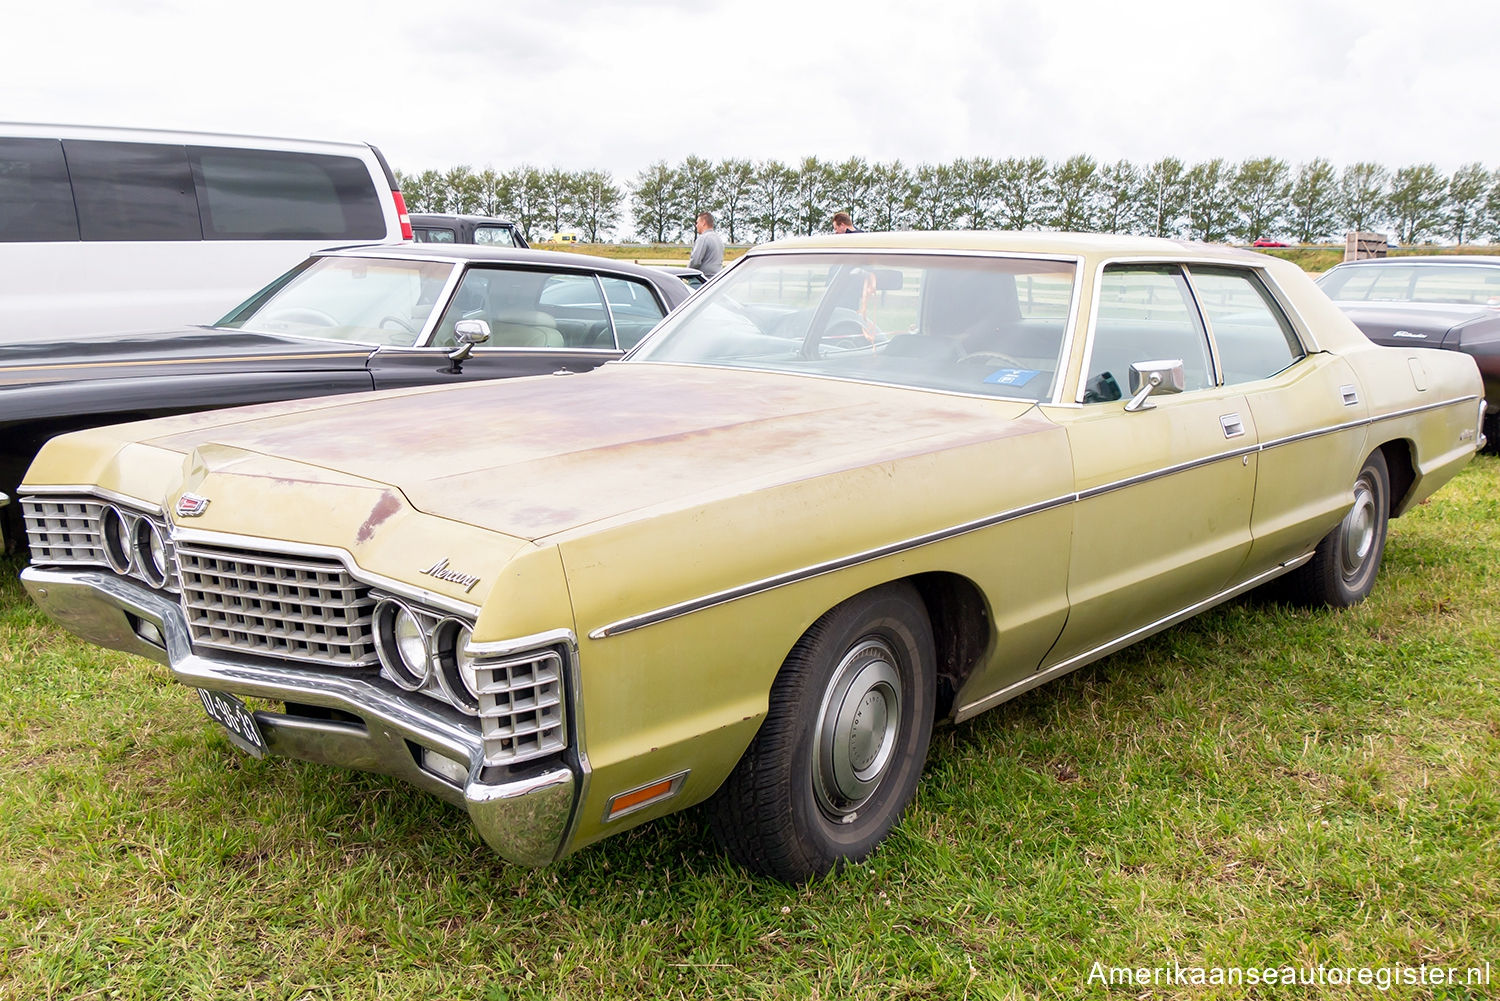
[688,211,725,276]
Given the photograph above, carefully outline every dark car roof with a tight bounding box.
[409,213,521,226]
[1328,255,1500,268]
[319,243,684,291]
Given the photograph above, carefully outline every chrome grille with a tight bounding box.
[23,496,109,565]
[175,543,376,667]
[473,649,566,765]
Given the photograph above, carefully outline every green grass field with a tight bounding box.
[1,455,1495,1000]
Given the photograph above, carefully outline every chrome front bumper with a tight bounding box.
[20,566,578,867]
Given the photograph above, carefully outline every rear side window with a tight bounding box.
[63,140,201,241]
[0,138,80,241]
[190,146,385,240]
[474,225,518,246]
[1186,267,1305,384]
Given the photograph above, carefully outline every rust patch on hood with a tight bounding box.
[357,490,403,543]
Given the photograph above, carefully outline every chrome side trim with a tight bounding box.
[588,492,1076,639]
[953,552,1315,722]
[1074,443,1259,501]
[590,393,1480,640]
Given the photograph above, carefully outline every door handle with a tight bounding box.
[1220,413,1245,438]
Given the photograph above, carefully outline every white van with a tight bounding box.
[0,123,412,342]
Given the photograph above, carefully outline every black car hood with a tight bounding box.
[0,328,378,389]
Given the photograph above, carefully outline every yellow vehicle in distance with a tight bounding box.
[18,231,1485,882]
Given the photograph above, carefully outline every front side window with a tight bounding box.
[631,253,1076,401]
[1083,266,1214,402]
[1188,267,1304,384]
[0,138,79,242]
[431,267,611,349]
[221,256,453,345]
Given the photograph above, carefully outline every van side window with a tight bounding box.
[189,147,385,241]
[62,140,202,241]
[0,138,80,242]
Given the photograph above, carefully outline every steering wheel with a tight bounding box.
[958,350,1030,371]
[379,314,417,334]
[264,307,338,327]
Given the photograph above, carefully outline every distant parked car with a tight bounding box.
[1317,256,1499,450]
[410,213,529,248]
[631,259,708,288]
[0,244,692,547]
[1252,239,1288,248]
[0,123,411,342]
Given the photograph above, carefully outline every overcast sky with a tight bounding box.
[7,0,1499,181]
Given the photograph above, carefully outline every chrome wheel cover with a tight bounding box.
[1340,472,1378,581]
[813,637,903,819]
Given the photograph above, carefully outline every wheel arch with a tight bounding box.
[905,571,992,719]
[1377,437,1418,518]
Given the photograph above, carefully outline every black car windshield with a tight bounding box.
[1318,263,1500,307]
[216,256,457,345]
[630,253,1077,401]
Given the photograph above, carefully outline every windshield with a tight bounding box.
[216,256,457,345]
[630,253,1077,401]
[1318,263,1500,307]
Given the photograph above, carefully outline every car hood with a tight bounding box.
[0,327,377,388]
[1331,301,1494,346]
[141,363,1044,541]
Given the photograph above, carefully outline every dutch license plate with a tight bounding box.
[197,689,267,758]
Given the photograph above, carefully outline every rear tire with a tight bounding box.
[1279,450,1390,607]
[708,582,935,882]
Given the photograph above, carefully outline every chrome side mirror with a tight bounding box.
[1124,359,1185,412]
[448,319,491,372]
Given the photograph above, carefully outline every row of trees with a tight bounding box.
[397,156,1500,247]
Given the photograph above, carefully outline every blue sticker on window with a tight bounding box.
[985,368,1040,386]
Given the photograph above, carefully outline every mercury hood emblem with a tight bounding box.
[176,493,211,517]
[419,558,482,593]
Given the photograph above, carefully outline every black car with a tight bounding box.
[0,244,693,547]
[1317,256,1499,451]
[409,213,529,248]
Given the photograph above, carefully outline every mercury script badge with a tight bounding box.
[176,493,211,517]
[419,558,482,593]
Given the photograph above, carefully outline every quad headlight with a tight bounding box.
[373,599,480,715]
[374,599,431,690]
[98,503,175,589]
[433,619,480,713]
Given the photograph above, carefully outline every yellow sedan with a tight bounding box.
[18,232,1485,882]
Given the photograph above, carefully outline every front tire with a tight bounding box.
[1280,449,1390,607]
[708,582,936,882]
